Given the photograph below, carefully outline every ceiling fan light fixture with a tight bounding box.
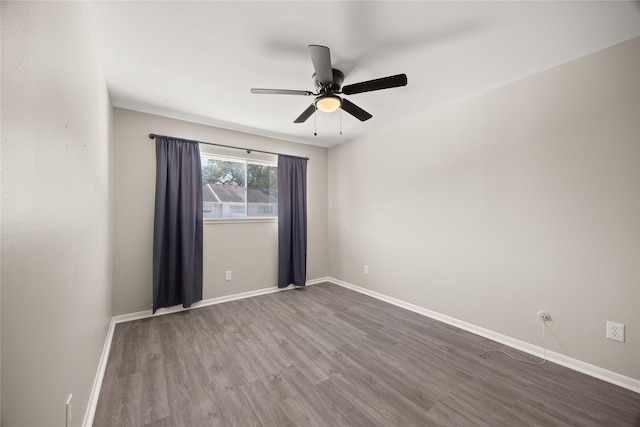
[315,95,341,113]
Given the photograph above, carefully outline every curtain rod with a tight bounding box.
[148,133,309,160]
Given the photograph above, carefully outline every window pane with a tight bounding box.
[202,157,246,219]
[247,163,278,217]
[201,155,277,219]
[202,158,245,187]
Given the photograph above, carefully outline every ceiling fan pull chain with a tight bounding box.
[314,109,317,136]
[340,109,343,135]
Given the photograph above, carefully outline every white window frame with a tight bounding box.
[201,153,278,223]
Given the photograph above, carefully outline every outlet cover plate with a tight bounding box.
[606,321,625,343]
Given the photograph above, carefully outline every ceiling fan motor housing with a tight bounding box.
[313,69,344,93]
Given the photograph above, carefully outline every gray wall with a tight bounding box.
[112,109,329,315]
[1,2,113,426]
[328,38,640,380]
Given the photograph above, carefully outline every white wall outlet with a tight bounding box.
[606,321,625,342]
[225,270,232,281]
[537,311,551,321]
[66,394,72,427]
[364,265,369,275]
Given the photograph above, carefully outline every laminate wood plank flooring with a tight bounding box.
[94,282,640,426]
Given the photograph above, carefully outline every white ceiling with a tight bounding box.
[85,1,640,148]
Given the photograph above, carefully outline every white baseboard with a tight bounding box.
[82,319,116,427]
[327,277,640,395]
[110,277,328,325]
[81,277,329,427]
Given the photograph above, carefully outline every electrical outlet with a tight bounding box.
[364,265,369,275]
[606,321,625,342]
[66,394,72,427]
[225,271,232,281]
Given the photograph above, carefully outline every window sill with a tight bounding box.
[204,217,277,225]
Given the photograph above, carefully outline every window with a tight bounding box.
[257,205,274,214]
[201,154,277,219]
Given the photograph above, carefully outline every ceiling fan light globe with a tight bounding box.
[315,95,341,113]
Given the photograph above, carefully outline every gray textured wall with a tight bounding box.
[328,38,640,381]
[1,2,114,425]
[112,108,329,315]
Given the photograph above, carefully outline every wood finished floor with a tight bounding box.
[94,282,640,426]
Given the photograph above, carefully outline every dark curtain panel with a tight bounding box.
[278,155,308,288]
[153,136,203,313]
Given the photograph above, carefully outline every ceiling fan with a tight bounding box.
[251,45,408,123]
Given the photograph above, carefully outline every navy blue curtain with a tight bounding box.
[278,155,308,288]
[153,136,203,313]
